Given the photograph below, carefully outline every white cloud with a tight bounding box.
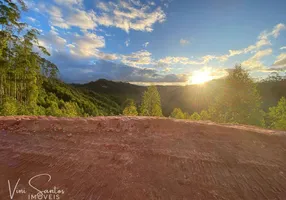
[53,0,83,7]
[97,52,119,61]
[26,16,37,23]
[125,39,130,47]
[280,46,286,50]
[242,48,273,70]
[179,39,190,46]
[38,29,67,52]
[40,0,166,33]
[96,1,166,32]
[143,42,149,48]
[158,55,217,66]
[121,50,152,67]
[156,23,285,67]
[273,53,286,67]
[213,23,285,62]
[45,5,70,29]
[258,23,286,40]
[41,2,96,30]
[67,31,105,57]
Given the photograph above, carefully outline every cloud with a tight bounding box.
[95,0,166,32]
[154,23,285,68]
[213,23,285,62]
[38,28,67,52]
[53,0,83,7]
[143,42,149,48]
[55,54,187,84]
[39,0,166,33]
[272,53,286,67]
[125,39,130,47]
[157,55,217,66]
[179,39,190,46]
[121,50,153,67]
[39,2,96,30]
[67,31,105,58]
[242,48,273,70]
[258,23,286,40]
[45,5,70,29]
[26,16,37,23]
[280,46,286,50]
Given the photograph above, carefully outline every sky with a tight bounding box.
[22,0,286,85]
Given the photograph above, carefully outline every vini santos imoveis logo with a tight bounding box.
[7,174,65,200]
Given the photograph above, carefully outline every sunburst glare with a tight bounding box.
[189,70,213,85]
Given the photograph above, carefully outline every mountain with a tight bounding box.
[40,79,121,116]
[74,79,286,116]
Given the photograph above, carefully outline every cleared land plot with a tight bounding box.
[0,116,285,199]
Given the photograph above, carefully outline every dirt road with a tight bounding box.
[0,116,285,200]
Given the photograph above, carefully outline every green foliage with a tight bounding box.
[39,79,120,117]
[184,112,190,119]
[62,102,80,117]
[190,112,201,120]
[140,86,163,117]
[46,101,63,117]
[267,97,286,130]
[209,65,264,126]
[0,97,17,116]
[200,110,210,120]
[170,108,185,119]
[123,99,138,116]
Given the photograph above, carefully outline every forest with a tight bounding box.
[0,0,285,130]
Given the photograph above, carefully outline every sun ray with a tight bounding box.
[189,70,213,85]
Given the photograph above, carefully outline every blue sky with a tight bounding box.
[23,0,286,84]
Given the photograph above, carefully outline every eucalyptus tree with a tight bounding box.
[0,0,56,114]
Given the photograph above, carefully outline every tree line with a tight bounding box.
[122,66,286,131]
[0,0,122,117]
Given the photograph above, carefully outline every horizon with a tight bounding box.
[23,0,286,85]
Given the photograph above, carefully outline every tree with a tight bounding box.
[190,112,201,120]
[140,86,163,117]
[200,110,210,120]
[210,65,264,126]
[0,0,55,114]
[184,112,190,119]
[264,72,283,82]
[170,108,185,119]
[63,102,80,117]
[0,97,17,116]
[268,97,286,130]
[123,99,138,116]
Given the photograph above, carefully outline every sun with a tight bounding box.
[189,70,213,85]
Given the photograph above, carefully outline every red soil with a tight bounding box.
[0,116,285,200]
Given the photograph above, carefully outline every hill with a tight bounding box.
[0,116,285,199]
[39,79,121,116]
[74,79,286,116]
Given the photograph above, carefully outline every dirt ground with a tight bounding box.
[0,116,285,200]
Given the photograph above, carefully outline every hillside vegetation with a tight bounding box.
[75,75,286,116]
[0,1,120,117]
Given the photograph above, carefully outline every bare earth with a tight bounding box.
[0,116,286,200]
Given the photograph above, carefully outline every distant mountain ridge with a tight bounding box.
[73,79,286,116]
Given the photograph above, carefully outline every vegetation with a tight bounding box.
[209,65,265,126]
[123,99,138,116]
[267,97,286,130]
[140,86,163,117]
[166,66,286,130]
[170,108,185,119]
[0,0,121,117]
